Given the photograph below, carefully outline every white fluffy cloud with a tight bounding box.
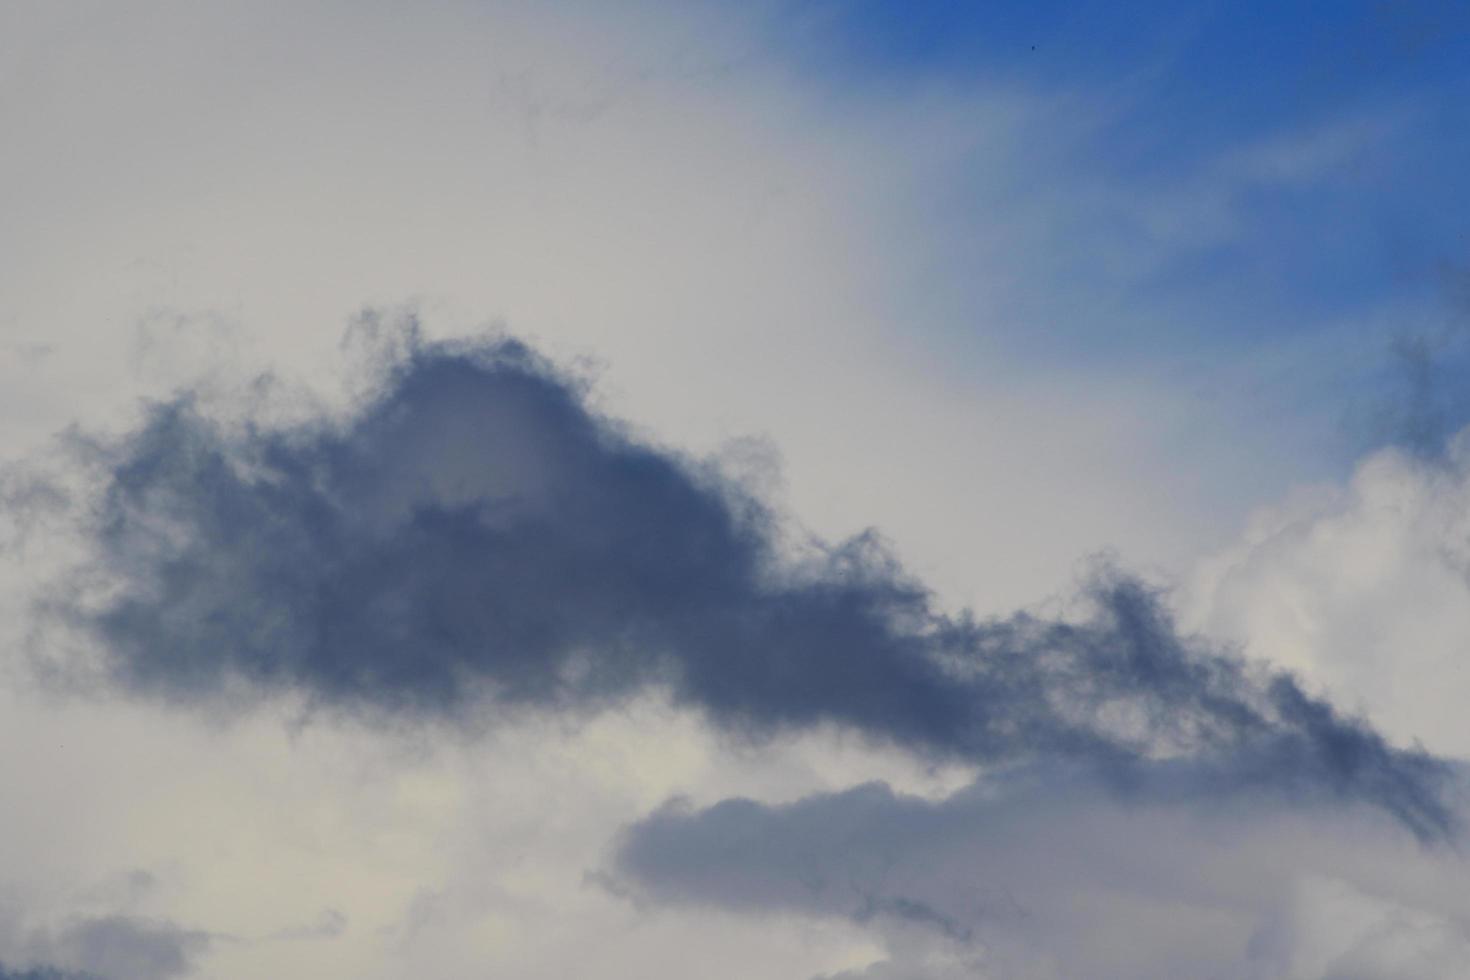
[1184,432,1470,757]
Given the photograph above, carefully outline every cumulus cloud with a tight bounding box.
[26,322,1454,840]
[1184,431,1470,758]
[613,762,1470,980]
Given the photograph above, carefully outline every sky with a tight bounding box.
[2,2,1470,978]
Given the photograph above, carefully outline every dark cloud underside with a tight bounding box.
[612,760,1470,980]
[0,911,207,980]
[41,325,1455,839]
[0,968,95,980]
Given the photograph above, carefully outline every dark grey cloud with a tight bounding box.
[0,967,96,980]
[36,321,1454,838]
[613,762,1470,980]
[0,913,208,980]
[42,917,206,980]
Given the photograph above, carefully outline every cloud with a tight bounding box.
[1335,259,1470,460]
[1183,426,1470,759]
[3,4,1468,979]
[37,917,206,980]
[0,913,208,980]
[0,967,96,980]
[612,761,1470,980]
[0,465,67,555]
[29,321,1454,840]
[265,908,346,943]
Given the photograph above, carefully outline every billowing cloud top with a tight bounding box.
[42,325,1455,842]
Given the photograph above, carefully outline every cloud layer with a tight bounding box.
[5,3,1470,978]
[37,324,1455,841]
[0,912,207,980]
[614,761,1470,980]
